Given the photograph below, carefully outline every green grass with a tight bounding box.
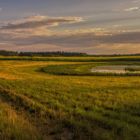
[0,55,140,62]
[40,64,92,75]
[0,57,140,140]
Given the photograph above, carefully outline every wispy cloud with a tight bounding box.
[124,7,140,12]
[1,15,83,30]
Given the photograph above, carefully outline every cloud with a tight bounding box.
[1,15,83,30]
[0,30,140,54]
[132,0,140,3]
[16,30,140,45]
[1,29,139,46]
[124,7,140,12]
[0,15,140,54]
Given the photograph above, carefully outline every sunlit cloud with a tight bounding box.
[0,15,84,38]
[124,7,140,12]
[1,15,84,30]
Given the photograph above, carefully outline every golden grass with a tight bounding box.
[0,99,40,140]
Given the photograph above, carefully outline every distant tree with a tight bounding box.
[0,50,140,57]
[0,50,19,56]
[18,51,87,57]
[0,50,87,57]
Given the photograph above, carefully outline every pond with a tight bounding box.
[91,65,140,74]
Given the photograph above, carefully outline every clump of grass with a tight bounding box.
[0,100,40,140]
[125,67,140,72]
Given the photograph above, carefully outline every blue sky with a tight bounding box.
[0,0,139,54]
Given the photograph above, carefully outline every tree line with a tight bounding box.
[0,50,87,56]
[0,50,140,57]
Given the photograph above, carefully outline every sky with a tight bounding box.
[0,0,140,54]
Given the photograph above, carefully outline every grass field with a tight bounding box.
[0,57,140,140]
